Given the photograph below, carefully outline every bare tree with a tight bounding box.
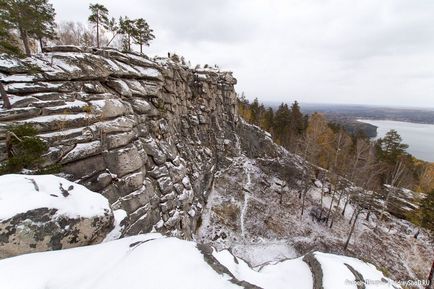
[344,205,362,251]
[300,168,312,216]
[378,158,407,223]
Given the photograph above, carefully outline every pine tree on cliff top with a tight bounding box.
[88,3,109,48]
[0,0,56,56]
[132,18,155,54]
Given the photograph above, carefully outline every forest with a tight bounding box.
[238,94,434,233]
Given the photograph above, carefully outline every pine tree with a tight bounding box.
[0,0,57,56]
[261,107,274,132]
[377,129,408,163]
[273,103,291,146]
[132,18,154,54]
[29,0,56,51]
[0,15,21,56]
[289,101,304,134]
[88,3,109,48]
[119,16,134,52]
[250,98,261,126]
[288,100,305,148]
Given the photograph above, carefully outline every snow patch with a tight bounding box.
[0,174,110,220]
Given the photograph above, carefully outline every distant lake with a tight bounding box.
[357,119,434,162]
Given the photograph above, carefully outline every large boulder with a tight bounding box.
[0,174,113,258]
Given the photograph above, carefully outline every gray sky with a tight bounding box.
[51,0,434,108]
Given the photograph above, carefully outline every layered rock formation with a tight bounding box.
[0,47,239,239]
[0,47,432,283]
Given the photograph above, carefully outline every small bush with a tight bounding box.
[82,105,93,113]
[0,124,48,175]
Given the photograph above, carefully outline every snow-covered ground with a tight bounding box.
[0,174,110,220]
[315,252,401,289]
[0,232,400,289]
[214,249,313,289]
[0,234,239,289]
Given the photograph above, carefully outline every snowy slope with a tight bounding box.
[0,174,110,220]
[213,249,313,289]
[314,252,400,289]
[0,234,241,289]
[0,233,401,289]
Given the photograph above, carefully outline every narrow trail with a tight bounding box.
[240,162,252,239]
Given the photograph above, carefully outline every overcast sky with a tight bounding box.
[51,0,434,108]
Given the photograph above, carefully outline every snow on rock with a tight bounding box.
[103,209,127,242]
[0,174,113,259]
[0,229,402,289]
[0,234,244,289]
[314,252,401,289]
[214,249,313,289]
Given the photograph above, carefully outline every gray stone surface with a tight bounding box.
[0,48,238,239]
[0,208,113,259]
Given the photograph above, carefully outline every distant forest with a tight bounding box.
[238,95,434,231]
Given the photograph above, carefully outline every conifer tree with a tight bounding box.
[261,107,274,132]
[288,101,305,148]
[132,18,155,54]
[30,0,56,51]
[88,3,109,48]
[289,101,304,134]
[250,98,261,126]
[273,103,291,146]
[0,16,21,56]
[119,16,134,52]
[0,0,57,56]
[0,8,21,110]
[377,129,409,164]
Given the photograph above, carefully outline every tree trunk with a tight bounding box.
[39,38,44,52]
[365,210,371,221]
[427,260,434,289]
[344,209,360,251]
[107,33,118,46]
[378,187,393,223]
[128,34,131,51]
[349,207,357,224]
[326,185,335,223]
[342,196,350,216]
[140,44,143,54]
[96,15,100,48]
[330,190,344,228]
[301,186,308,216]
[0,82,11,109]
[20,28,31,56]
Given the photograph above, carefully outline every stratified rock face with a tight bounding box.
[0,174,113,258]
[0,47,239,238]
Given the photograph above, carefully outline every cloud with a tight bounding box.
[50,0,434,108]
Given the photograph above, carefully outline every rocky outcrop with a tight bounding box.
[0,47,238,239]
[0,47,432,283]
[0,174,113,258]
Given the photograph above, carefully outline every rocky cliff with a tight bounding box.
[0,47,432,283]
[0,46,239,239]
